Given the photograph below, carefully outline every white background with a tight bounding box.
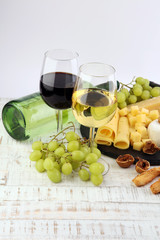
[0,0,160,98]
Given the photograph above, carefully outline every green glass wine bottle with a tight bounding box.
[2,92,75,141]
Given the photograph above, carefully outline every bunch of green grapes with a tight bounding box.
[117,77,160,109]
[29,130,105,186]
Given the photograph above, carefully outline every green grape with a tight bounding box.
[133,83,143,90]
[59,143,66,150]
[151,87,160,97]
[121,88,130,98]
[154,87,160,90]
[126,96,130,105]
[48,141,59,151]
[67,140,80,152]
[141,90,150,100]
[128,95,137,104]
[72,150,85,162]
[54,147,65,157]
[71,161,80,170]
[133,86,143,97]
[42,143,48,150]
[98,163,105,173]
[85,153,98,164]
[32,141,43,150]
[91,174,103,186]
[91,148,101,158]
[143,78,149,85]
[118,101,127,109]
[62,162,73,175]
[29,150,42,161]
[60,156,67,165]
[143,83,152,91]
[52,161,61,171]
[50,156,56,162]
[47,152,55,158]
[65,131,78,142]
[43,157,54,170]
[80,146,91,156]
[47,168,61,183]
[117,92,126,103]
[135,77,145,85]
[79,169,90,181]
[35,159,45,173]
[89,162,105,175]
[41,151,46,160]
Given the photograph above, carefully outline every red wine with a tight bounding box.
[40,72,77,109]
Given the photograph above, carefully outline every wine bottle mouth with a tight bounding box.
[2,103,28,141]
[44,49,79,61]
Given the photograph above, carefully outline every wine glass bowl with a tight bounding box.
[72,62,117,142]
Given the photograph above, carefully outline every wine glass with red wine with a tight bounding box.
[40,49,79,132]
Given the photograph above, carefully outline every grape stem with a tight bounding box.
[80,138,90,145]
[41,149,48,153]
[119,76,136,90]
[80,162,89,169]
[49,122,75,143]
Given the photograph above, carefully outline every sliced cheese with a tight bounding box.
[114,117,130,149]
[95,137,112,146]
[95,109,119,145]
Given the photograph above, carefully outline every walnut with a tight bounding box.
[116,154,135,168]
[143,140,160,155]
[135,157,150,173]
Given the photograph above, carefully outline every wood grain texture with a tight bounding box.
[0,220,159,240]
[0,98,160,239]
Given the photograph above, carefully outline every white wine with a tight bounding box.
[72,88,117,127]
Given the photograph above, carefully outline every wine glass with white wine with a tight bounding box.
[72,62,117,174]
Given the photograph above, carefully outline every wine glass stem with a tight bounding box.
[57,110,63,132]
[89,127,95,149]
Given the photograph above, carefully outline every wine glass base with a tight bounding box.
[98,157,110,176]
[73,158,110,176]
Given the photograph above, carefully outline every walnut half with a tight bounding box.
[135,157,150,173]
[143,140,160,155]
[116,154,135,168]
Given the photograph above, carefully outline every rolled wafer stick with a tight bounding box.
[132,167,160,187]
[150,178,160,194]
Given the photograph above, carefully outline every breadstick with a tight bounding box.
[150,178,160,194]
[132,167,160,187]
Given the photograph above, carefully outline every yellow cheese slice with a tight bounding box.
[95,137,112,146]
[95,109,119,145]
[114,117,130,149]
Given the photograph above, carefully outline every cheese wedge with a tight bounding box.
[127,96,160,112]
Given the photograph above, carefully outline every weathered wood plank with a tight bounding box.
[0,201,159,221]
[0,185,159,203]
[0,220,159,240]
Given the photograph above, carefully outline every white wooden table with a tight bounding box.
[0,98,160,240]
